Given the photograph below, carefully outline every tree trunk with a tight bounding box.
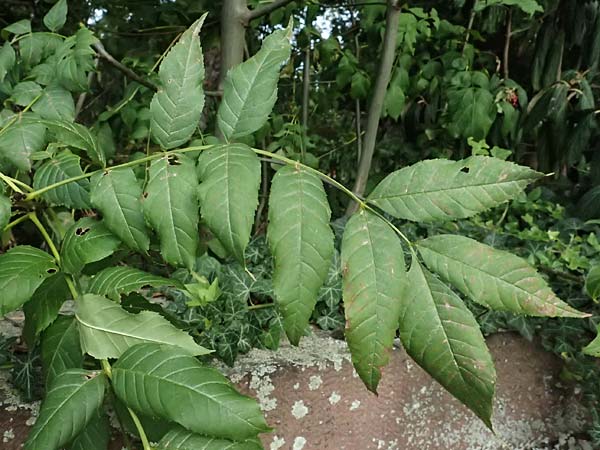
[220,0,248,89]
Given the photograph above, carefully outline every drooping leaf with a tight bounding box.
[112,343,269,440]
[23,274,70,346]
[43,0,68,32]
[341,209,406,392]
[0,117,47,171]
[68,410,110,450]
[197,144,261,264]
[76,294,210,359]
[399,259,496,428]
[32,86,75,121]
[44,120,105,166]
[0,42,16,82]
[474,0,543,16]
[150,15,206,149]
[267,165,334,345]
[585,266,600,301]
[33,151,91,209]
[368,156,543,222]
[61,217,121,275]
[157,426,264,450]
[143,154,199,269]
[418,234,589,317]
[0,193,11,230]
[87,266,182,301]
[23,369,106,450]
[41,316,83,388]
[217,22,292,140]
[11,81,43,106]
[0,246,58,315]
[90,168,149,252]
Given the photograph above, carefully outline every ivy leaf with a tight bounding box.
[87,266,182,301]
[43,0,68,32]
[447,87,496,140]
[11,81,43,106]
[368,156,543,222]
[0,117,47,171]
[341,210,406,392]
[0,42,16,82]
[0,246,58,315]
[197,144,261,264]
[32,86,75,121]
[150,15,206,149]
[399,259,496,428]
[41,316,83,388]
[33,151,92,209]
[75,294,210,359]
[68,410,110,450]
[417,234,589,317]
[217,22,292,140]
[112,343,269,440]
[90,168,149,252]
[585,266,600,301]
[267,166,334,345]
[44,120,105,167]
[157,426,264,450]
[23,369,106,450]
[0,193,11,230]
[143,154,199,269]
[23,274,70,346]
[61,217,121,275]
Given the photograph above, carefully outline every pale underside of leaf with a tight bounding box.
[341,209,406,392]
[417,234,589,318]
[399,260,496,428]
[267,166,334,345]
[368,156,543,222]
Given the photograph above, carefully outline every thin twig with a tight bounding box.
[503,9,512,79]
[247,0,298,21]
[92,41,158,91]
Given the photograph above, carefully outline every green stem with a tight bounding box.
[248,302,275,310]
[28,212,61,262]
[4,214,30,231]
[0,172,33,193]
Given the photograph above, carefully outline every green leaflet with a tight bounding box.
[0,192,11,230]
[32,86,75,121]
[23,274,70,346]
[112,344,269,440]
[267,166,334,345]
[61,217,122,275]
[75,294,210,359]
[0,245,58,315]
[197,144,261,264]
[417,234,589,318]
[368,156,543,222]
[143,154,199,269]
[0,117,47,171]
[68,410,110,450]
[0,42,15,82]
[41,316,83,388]
[585,265,600,301]
[474,0,543,15]
[23,369,107,450]
[43,0,68,32]
[44,120,105,167]
[447,86,496,140]
[33,151,91,209]
[157,426,264,450]
[3,19,31,35]
[217,22,292,141]
[399,259,496,428]
[583,323,600,357]
[11,81,43,106]
[90,168,149,252]
[150,15,206,150]
[87,266,182,301]
[341,209,406,392]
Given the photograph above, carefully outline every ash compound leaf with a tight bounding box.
[197,144,261,264]
[23,369,107,450]
[417,234,589,318]
[217,22,292,141]
[368,156,543,223]
[112,343,269,440]
[267,165,334,345]
[44,120,105,167]
[143,154,199,269]
[0,245,58,315]
[585,265,600,301]
[157,426,264,450]
[41,315,83,388]
[0,116,47,171]
[75,294,210,359]
[33,150,91,209]
[61,217,121,275]
[68,409,110,450]
[341,209,406,392]
[87,266,182,301]
[150,15,206,150]
[399,259,496,428]
[90,168,150,252]
[32,86,75,121]
[43,0,68,32]
[23,274,70,346]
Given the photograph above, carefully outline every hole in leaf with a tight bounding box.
[460,166,470,174]
[167,155,181,166]
[75,227,91,236]
[46,268,57,274]
[142,192,148,199]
